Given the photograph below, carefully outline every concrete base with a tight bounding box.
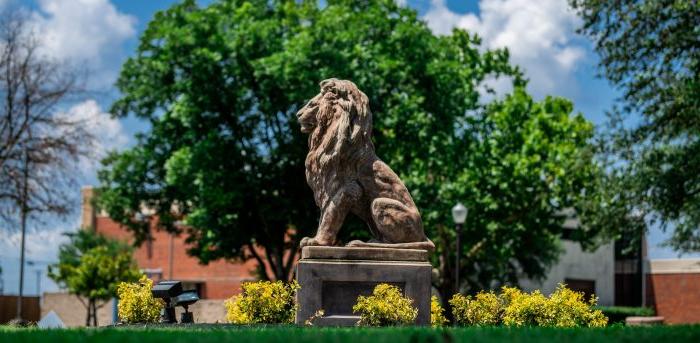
[295,246,432,326]
[625,316,664,326]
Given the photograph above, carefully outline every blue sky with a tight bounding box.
[0,0,696,296]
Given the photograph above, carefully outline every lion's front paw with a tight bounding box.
[300,237,314,247]
[300,236,328,247]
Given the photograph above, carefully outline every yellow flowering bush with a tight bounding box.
[500,286,549,326]
[544,284,607,327]
[224,280,299,324]
[430,296,448,327]
[450,291,502,326]
[451,284,608,328]
[353,284,417,326]
[116,275,163,324]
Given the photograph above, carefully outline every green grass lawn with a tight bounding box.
[2,325,700,343]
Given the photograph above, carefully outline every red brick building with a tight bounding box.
[82,187,257,299]
[646,259,700,324]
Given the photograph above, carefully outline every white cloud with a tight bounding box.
[30,0,136,88]
[1,226,73,261]
[423,0,588,99]
[56,99,128,174]
[423,0,479,36]
[20,0,135,166]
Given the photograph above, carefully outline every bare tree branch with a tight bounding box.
[0,10,93,227]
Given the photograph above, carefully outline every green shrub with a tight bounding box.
[224,280,299,324]
[430,296,448,327]
[116,275,163,324]
[450,291,502,326]
[595,306,655,324]
[450,284,608,328]
[353,284,418,326]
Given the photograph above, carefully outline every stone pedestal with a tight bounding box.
[295,246,432,326]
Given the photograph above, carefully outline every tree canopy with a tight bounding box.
[572,0,700,251]
[98,0,603,299]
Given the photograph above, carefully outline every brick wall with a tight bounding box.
[646,259,700,324]
[82,185,259,300]
[94,216,258,299]
[646,273,700,324]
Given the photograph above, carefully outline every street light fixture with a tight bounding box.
[451,203,468,294]
[451,203,467,224]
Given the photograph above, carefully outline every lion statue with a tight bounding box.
[296,78,435,252]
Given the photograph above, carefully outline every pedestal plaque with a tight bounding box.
[295,246,432,326]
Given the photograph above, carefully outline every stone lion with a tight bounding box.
[296,78,435,252]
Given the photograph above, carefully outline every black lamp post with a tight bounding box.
[451,203,467,294]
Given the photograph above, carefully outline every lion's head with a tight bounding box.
[296,78,373,150]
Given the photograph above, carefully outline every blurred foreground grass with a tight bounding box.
[2,325,700,343]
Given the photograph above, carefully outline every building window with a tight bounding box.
[565,278,596,301]
[614,231,643,306]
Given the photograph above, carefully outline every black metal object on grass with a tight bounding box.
[151,281,199,324]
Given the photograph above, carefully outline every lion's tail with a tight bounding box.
[346,239,435,252]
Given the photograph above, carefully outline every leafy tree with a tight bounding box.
[432,89,599,298]
[49,230,141,326]
[571,0,700,251]
[98,0,602,305]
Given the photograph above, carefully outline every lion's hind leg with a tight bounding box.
[348,198,433,251]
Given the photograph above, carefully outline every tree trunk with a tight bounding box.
[92,300,98,326]
[436,251,455,323]
[249,232,300,282]
[85,298,91,326]
[16,150,29,320]
[85,298,99,327]
[438,280,455,322]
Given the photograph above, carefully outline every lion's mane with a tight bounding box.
[305,79,375,209]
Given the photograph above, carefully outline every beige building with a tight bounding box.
[519,240,616,305]
[518,210,643,307]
